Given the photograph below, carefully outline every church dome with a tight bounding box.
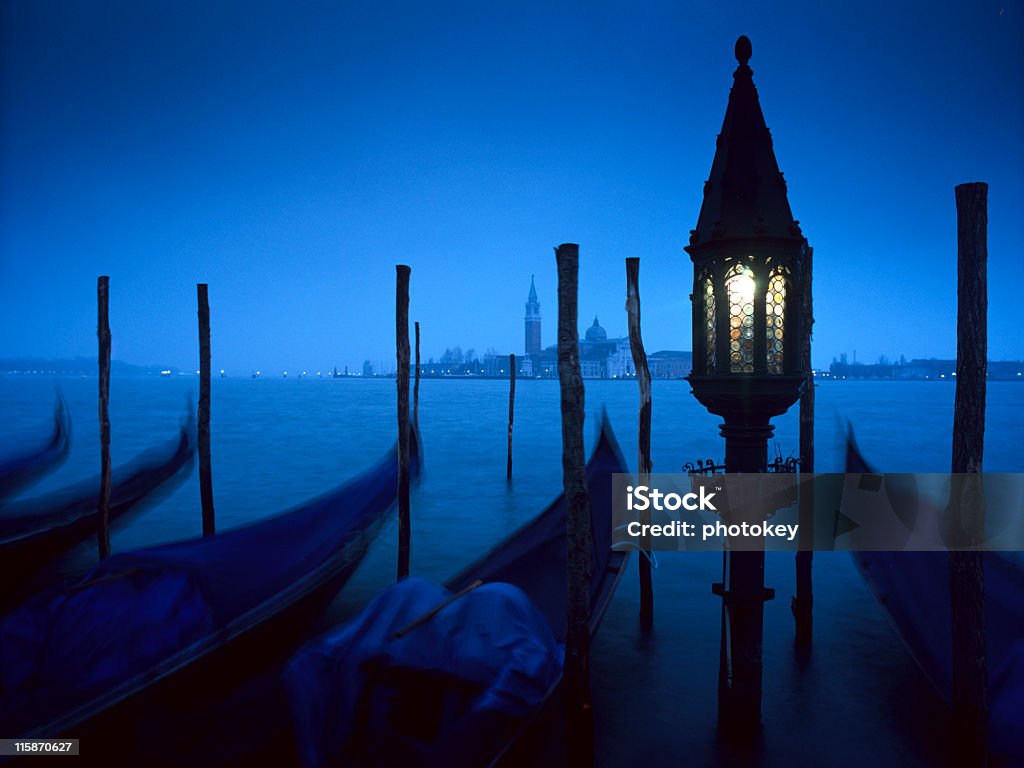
[585,316,607,342]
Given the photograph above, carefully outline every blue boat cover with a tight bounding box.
[3,565,214,695]
[0,435,413,735]
[283,577,563,768]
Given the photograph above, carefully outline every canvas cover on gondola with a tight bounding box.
[281,417,628,767]
[0,434,417,737]
[284,578,563,767]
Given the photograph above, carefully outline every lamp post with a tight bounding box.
[685,35,810,740]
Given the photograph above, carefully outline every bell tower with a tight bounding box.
[524,275,541,355]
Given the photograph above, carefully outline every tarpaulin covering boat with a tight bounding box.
[0,429,420,740]
[283,416,628,767]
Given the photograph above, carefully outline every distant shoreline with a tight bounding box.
[3,371,1021,383]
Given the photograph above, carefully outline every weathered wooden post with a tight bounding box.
[793,248,814,649]
[556,243,593,767]
[414,321,421,433]
[507,353,515,480]
[625,257,653,625]
[949,181,988,766]
[197,283,215,536]
[396,265,412,581]
[96,276,112,560]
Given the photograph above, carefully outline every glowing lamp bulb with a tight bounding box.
[730,273,755,305]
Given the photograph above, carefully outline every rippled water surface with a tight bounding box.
[3,376,1021,765]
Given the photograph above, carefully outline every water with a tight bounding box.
[2,376,1022,765]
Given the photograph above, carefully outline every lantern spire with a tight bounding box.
[689,36,802,249]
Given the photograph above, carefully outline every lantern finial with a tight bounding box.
[688,34,800,247]
[735,35,752,66]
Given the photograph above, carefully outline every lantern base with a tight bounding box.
[687,373,805,429]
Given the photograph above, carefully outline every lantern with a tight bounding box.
[683,35,812,738]
[685,35,809,469]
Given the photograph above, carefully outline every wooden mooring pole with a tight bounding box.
[414,321,421,433]
[556,243,593,767]
[96,276,112,560]
[396,265,412,581]
[507,353,515,480]
[949,182,988,766]
[197,283,215,536]
[625,257,653,625]
[793,247,814,650]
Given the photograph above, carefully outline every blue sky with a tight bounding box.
[1,0,1021,372]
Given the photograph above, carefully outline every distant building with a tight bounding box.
[520,277,693,379]
[579,316,633,379]
[828,357,1023,381]
[362,360,374,377]
[524,275,542,356]
[648,350,693,379]
[525,314,633,379]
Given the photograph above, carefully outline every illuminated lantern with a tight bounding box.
[686,35,810,470]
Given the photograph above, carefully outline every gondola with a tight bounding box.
[283,416,629,768]
[846,428,1024,765]
[0,429,421,745]
[0,408,196,594]
[0,395,71,501]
